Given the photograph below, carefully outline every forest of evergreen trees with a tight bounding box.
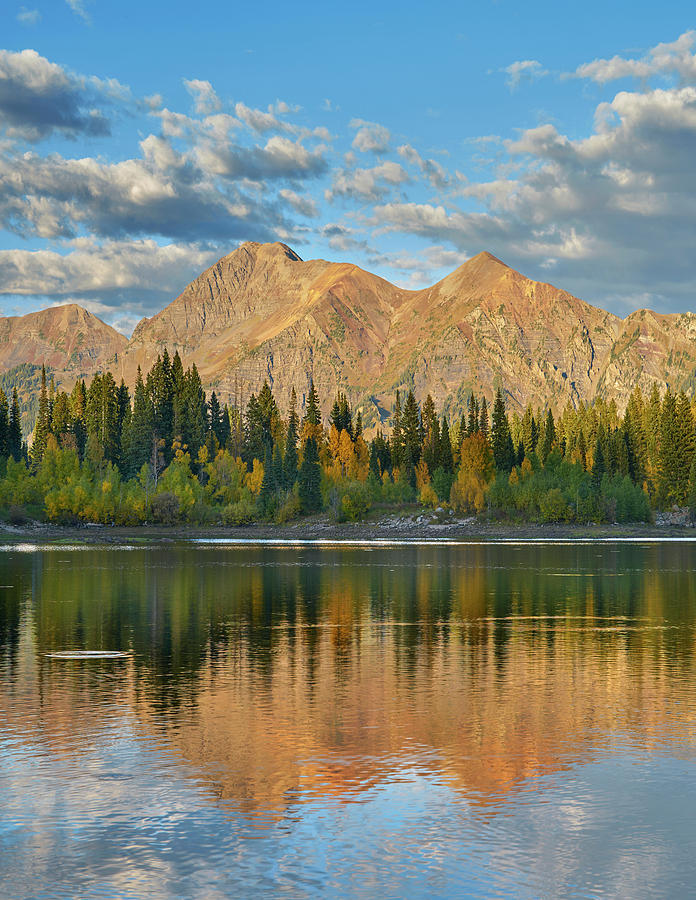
[1,348,694,526]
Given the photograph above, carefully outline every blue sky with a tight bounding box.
[1,0,696,333]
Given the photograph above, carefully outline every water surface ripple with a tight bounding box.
[1,541,696,898]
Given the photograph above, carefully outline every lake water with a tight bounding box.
[1,539,696,899]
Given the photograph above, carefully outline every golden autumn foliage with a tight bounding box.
[460,433,494,480]
[450,432,494,514]
[415,458,430,490]
[328,424,341,460]
[353,435,369,480]
[338,430,355,475]
[246,459,264,495]
[419,483,439,507]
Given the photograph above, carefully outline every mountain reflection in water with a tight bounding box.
[1,542,696,899]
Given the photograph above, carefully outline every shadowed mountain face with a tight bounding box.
[4,242,696,422]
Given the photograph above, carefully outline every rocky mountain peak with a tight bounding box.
[3,243,696,427]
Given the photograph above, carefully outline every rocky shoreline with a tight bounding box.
[1,510,695,544]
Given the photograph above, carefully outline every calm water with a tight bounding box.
[2,539,696,899]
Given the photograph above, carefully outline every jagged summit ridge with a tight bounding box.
[3,243,696,427]
[115,243,696,423]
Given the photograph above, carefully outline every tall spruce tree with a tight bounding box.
[675,391,694,504]
[457,413,467,448]
[369,440,381,478]
[8,388,22,461]
[490,389,514,472]
[613,428,630,477]
[183,364,207,456]
[521,405,538,456]
[541,409,556,461]
[370,430,391,477]
[299,436,322,513]
[148,352,174,459]
[467,395,479,436]
[658,389,679,505]
[439,415,454,473]
[621,401,641,484]
[426,417,441,473]
[171,351,185,442]
[340,392,353,437]
[70,381,87,459]
[116,380,131,469]
[390,391,404,470]
[304,379,321,426]
[244,394,265,466]
[31,365,50,469]
[479,397,489,437]
[127,368,154,477]
[86,372,119,464]
[591,438,605,494]
[401,390,421,466]
[329,392,353,437]
[256,380,278,447]
[644,383,662,485]
[50,392,71,443]
[625,387,647,478]
[48,375,55,426]
[0,388,9,458]
[329,397,341,432]
[516,439,525,468]
[421,395,437,440]
[219,405,232,449]
[283,388,299,488]
[208,392,225,447]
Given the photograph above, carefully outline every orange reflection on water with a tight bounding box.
[2,542,696,824]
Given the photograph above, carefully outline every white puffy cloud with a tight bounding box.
[327,161,408,202]
[0,49,336,298]
[503,59,548,89]
[575,31,696,84]
[0,144,286,242]
[0,49,120,142]
[319,222,369,254]
[0,103,332,243]
[373,201,506,248]
[184,79,221,115]
[397,144,450,189]
[235,101,286,133]
[279,189,318,218]
[350,118,391,153]
[195,134,328,182]
[0,239,215,296]
[154,107,195,138]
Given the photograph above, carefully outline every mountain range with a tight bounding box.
[5,241,696,426]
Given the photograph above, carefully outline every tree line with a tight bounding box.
[2,352,694,525]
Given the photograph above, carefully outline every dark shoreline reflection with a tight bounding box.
[2,541,696,898]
